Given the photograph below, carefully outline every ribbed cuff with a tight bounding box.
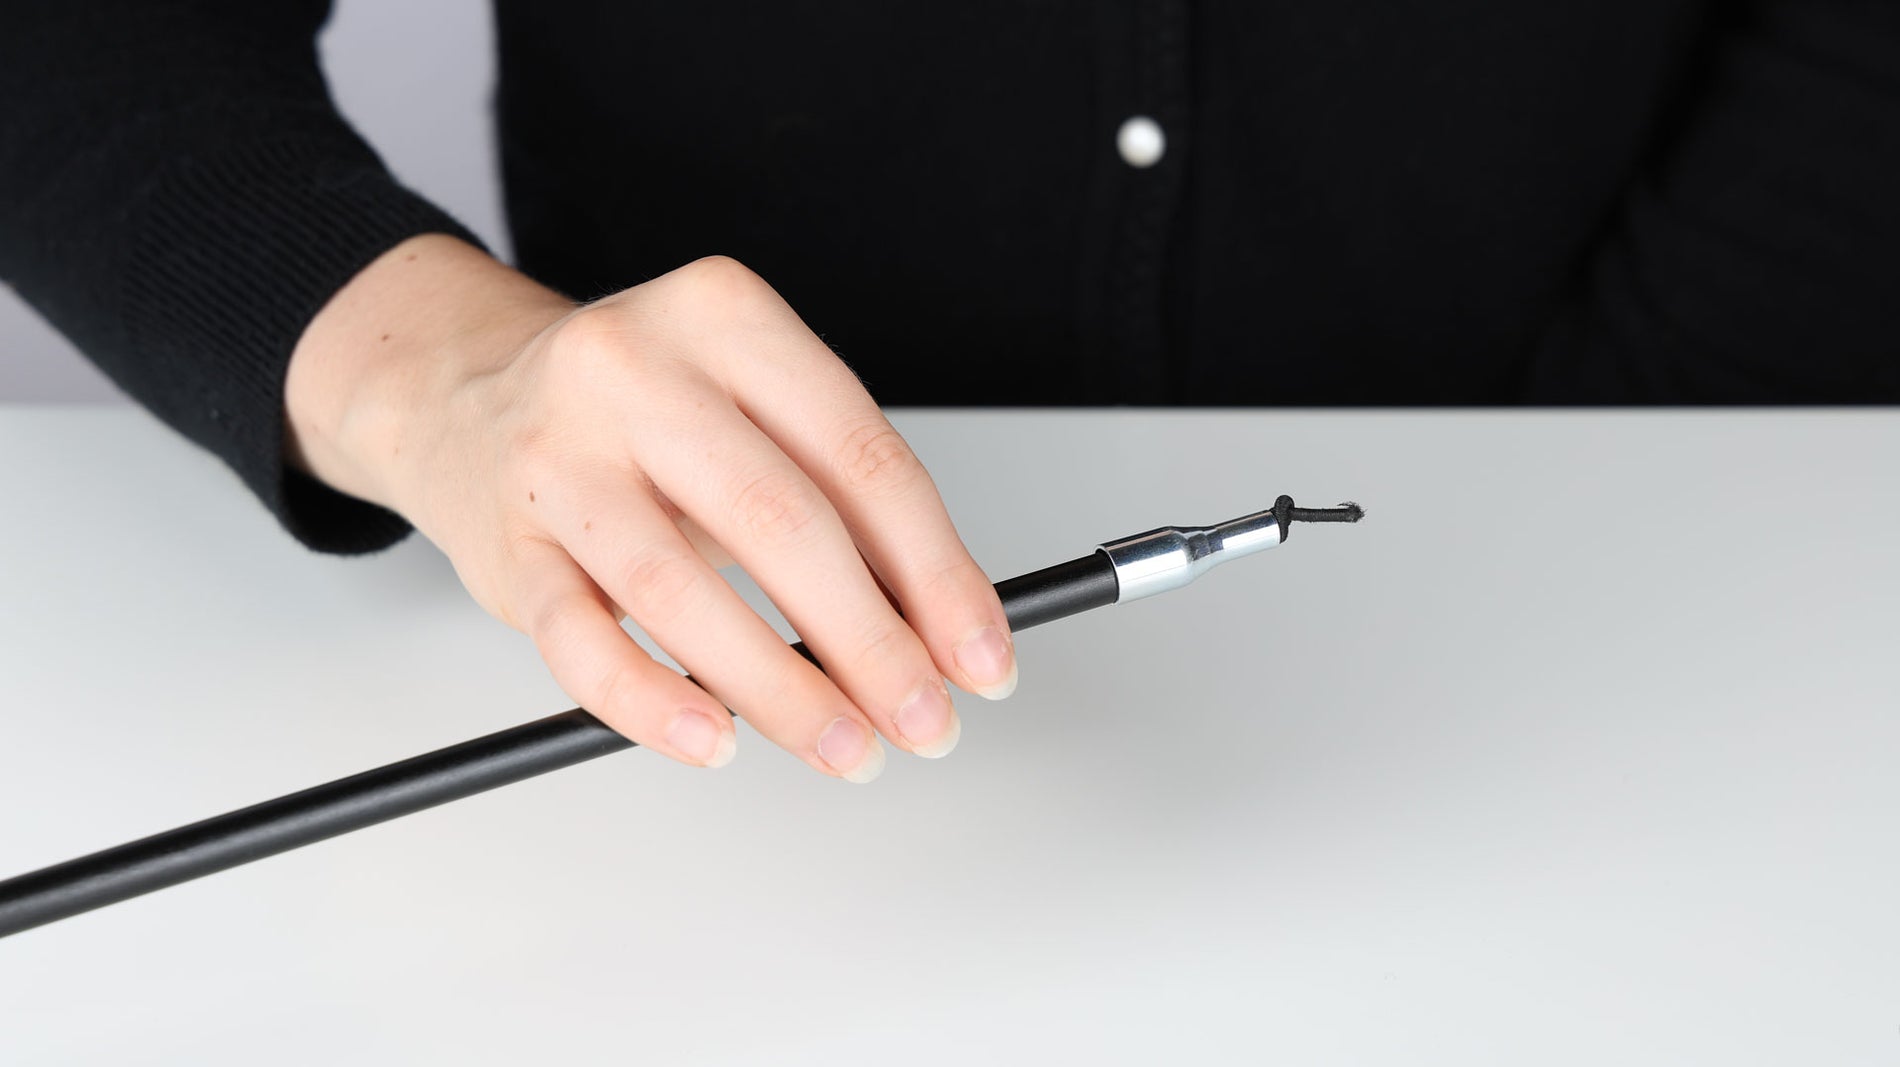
[121,129,485,555]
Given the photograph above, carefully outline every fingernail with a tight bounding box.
[954,626,1017,700]
[666,709,735,768]
[818,716,885,783]
[895,679,960,758]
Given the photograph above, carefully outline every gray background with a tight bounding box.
[0,0,502,402]
[3,407,1897,1063]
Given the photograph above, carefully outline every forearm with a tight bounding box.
[285,234,573,515]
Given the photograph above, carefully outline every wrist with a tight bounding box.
[284,234,572,517]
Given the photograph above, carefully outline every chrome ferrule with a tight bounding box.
[1098,507,1284,603]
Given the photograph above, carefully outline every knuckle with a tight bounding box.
[527,592,591,657]
[525,590,650,720]
[545,304,705,399]
[473,582,522,632]
[614,544,706,629]
[923,554,991,601]
[846,619,915,675]
[494,536,561,632]
[727,467,821,544]
[834,419,922,496]
[547,305,630,372]
[508,431,570,487]
[586,656,645,720]
[672,255,787,327]
[678,254,764,295]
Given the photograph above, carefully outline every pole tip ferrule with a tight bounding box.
[1101,496,1364,603]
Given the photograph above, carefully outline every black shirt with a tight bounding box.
[3,2,1897,552]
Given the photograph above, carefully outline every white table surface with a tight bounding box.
[2,405,1897,1065]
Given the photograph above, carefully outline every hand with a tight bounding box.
[285,236,1016,781]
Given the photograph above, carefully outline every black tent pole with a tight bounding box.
[0,498,1358,938]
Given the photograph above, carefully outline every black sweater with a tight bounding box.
[4,2,1898,553]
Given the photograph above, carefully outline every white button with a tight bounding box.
[1116,115,1166,168]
